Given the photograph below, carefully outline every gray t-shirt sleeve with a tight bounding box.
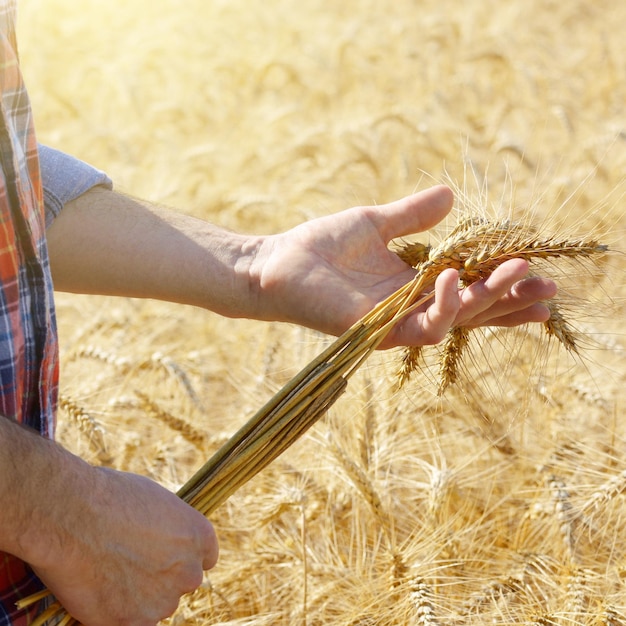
[38,144,113,228]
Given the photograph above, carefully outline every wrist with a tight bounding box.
[0,417,98,569]
[236,233,271,320]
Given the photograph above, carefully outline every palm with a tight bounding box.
[255,186,556,349]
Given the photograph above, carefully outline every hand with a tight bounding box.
[252,186,557,349]
[32,466,218,626]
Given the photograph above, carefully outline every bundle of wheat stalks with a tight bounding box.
[18,213,608,625]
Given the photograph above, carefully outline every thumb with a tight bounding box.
[370,185,454,243]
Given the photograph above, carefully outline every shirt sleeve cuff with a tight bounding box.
[38,144,113,228]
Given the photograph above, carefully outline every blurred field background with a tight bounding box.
[18,0,626,623]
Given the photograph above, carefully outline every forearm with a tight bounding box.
[46,186,265,318]
[0,416,96,569]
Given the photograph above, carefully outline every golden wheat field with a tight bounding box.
[16,0,626,623]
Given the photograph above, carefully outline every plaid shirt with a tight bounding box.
[0,0,59,622]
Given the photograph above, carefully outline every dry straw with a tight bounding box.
[57,394,112,466]
[18,213,608,624]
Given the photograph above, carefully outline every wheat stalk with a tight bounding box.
[17,214,608,623]
[58,394,112,465]
[581,468,626,515]
[408,577,440,626]
[135,390,208,450]
[329,436,394,547]
[545,474,578,556]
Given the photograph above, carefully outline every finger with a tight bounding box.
[463,274,557,327]
[480,301,553,327]
[368,185,454,243]
[421,268,461,344]
[468,281,556,327]
[200,520,219,570]
[381,268,459,348]
[511,275,558,302]
[455,259,531,326]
